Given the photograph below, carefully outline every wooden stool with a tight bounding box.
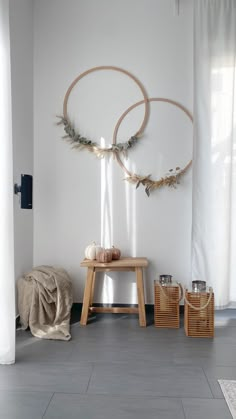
[80,257,148,327]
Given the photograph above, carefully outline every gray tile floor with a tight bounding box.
[1,309,236,418]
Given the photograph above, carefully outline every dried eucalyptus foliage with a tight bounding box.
[57,116,139,158]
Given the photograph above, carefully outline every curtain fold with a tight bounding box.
[0,0,15,364]
[192,0,236,307]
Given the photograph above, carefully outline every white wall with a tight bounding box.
[33,0,193,303]
[10,0,34,283]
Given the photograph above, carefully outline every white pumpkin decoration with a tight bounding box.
[85,242,104,260]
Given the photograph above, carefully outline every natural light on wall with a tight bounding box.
[100,141,138,305]
[125,161,137,304]
[125,161,137,258]
[100,137,114,303]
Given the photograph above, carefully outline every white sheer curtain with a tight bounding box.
[192,0,236,308]
[0,0,15,364]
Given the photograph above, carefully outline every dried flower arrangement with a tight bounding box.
[124,164,191,196]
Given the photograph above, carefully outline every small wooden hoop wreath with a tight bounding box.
[59,66,149,156]
[113,98,193,196]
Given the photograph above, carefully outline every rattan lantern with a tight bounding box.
[184,286,214,338]
[154,278,183,329]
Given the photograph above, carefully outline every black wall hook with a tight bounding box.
[14,174,33,209]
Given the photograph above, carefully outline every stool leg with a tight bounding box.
[136,267,146,327]
[89,271,96,306]
[80,267,94,326]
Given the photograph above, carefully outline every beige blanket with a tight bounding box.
[17,266,73,341]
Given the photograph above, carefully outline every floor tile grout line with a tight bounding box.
[42,392,55,418]
[41,392,228,400]
[85,362,95,393]
[202,367,216,399]
[23,390,216,400]
[180,398,187,419]
[64,391,217,400]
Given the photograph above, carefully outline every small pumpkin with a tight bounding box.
[95,245,104,259]
[85,242,103,260]
[96,249,113,263]
[110,246,121,260]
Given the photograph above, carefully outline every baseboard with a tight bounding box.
[72,302,154,311]
[71,303,184,314]
[17,303,185,329]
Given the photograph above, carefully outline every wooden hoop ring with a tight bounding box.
[113,97,193,178]
[63,66,149,140]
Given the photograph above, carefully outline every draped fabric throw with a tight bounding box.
[17,266,73,341]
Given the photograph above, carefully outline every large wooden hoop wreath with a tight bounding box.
[113,97,193,196]
[57,66,149,157]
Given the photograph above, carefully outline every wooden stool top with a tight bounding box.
[80,257,148,268]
